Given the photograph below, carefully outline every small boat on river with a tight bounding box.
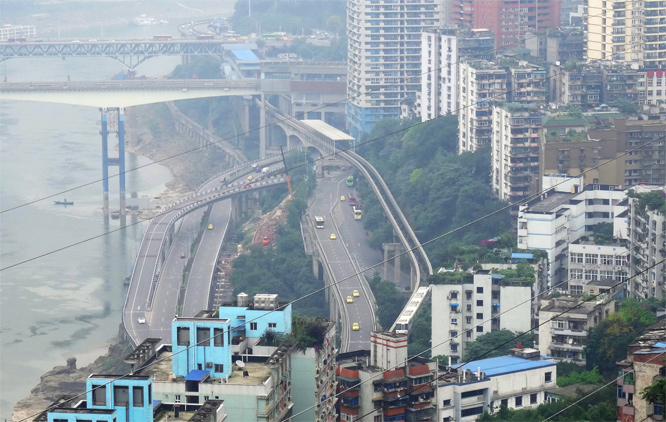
[54,199,74,206]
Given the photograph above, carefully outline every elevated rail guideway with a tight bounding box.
[0,39,228,69]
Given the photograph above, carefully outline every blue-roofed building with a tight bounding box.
[47,408,118,422]
[171,310,233,379]
[224,48,261,78]
[438,348,556,422]
[86,374,153,422]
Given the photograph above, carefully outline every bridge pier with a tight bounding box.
[100,107,126,216]
[382,242,402,283]
[259,94,267,159]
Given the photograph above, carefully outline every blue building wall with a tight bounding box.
[347,103,400,139]
[47,411,117,422]
[218,303,292,339]
[85,376,153,422]
[171,318,233,379]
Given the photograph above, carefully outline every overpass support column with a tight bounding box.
[100,108,110,215]
[118,107,126,216]
[259,94,267,159]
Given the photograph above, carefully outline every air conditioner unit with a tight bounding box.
[205,362,213,368]
[616,266,623,271]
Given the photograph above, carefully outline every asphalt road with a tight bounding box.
[309,172,376,352]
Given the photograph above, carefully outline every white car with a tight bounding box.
[137,317,146,324]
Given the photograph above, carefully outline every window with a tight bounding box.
[476,300,484,306]
[545,372,552,383]
[451,344,458,352]
[585,254,598,265]
[114,385,129,406]
[466,330,472,338]
[466,291,472,300]
[570,253,583,263]
[530,393,538,404]
[92,384,106,406]
[570,269,583,280]
[461,406,484,417]
[654,404,664,416]
[476,326,484,333]
[477,287,483,293]
[197,327,210,346]
[501,399,508,408]
[617,385,626,399]
[451,318,458,325]
[268,322,277,329]
[214,328,224,347]
[450,330,458,338]
[133,386,144,407]
[515,396,523,407]
[466,304,472,312]
[450,291,458,299]
[177,327,190,346]
[443,399,451,407]
[600,254,613,265]
[175,394,181,403]
[461,389,485,399]
[476,313,483,320]
[215,364,224,373]
[250,322,258,330]
[466,317,472,324]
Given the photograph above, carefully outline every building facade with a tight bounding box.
[567,241,629,295]
[586,0,666,68]
[449,0,561,49]
[492,104,543,203]
[538,294,618,364]
[431,270,532,364]
[421,27,494,122]
[617,321,666,422]
[347,0,445,136]
[438,349,557,421]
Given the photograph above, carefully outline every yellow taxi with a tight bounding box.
[346,295,353,303]
[352,289,360,297]
[247,175,254,181]
[340,195,345,201]
[330,233,337,240]
[352,322,360,331]
[207,224,213,230]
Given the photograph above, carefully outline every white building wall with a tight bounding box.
[498,286,533,334]
[492,106,511,200]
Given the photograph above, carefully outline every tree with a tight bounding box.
[463,330,535,362]
[585,298,658,374]
[556,367,603,387]
[641,379,666,404]
[615,98,639,116]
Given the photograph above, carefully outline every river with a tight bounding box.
[0,15,232,417]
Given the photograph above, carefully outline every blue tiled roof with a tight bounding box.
[185,369,210,381]
[232,49,259,61]
[511,253,534,259]
[454,356,555,376]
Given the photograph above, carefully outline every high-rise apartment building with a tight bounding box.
[347,0,444,137]
[586,0,666,68]
[421,27,495,122]
[492,104,543,204]
[449,0,561,49]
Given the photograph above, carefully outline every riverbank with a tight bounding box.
[10,101,231,420]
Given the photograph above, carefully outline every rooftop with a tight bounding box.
[301,119,355,142]
[231,49,260,62]
[527,192,575,213]
[454,356,555,377]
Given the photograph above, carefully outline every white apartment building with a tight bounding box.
[431,270,532,364]
[347,0,444,137]
[586,0,666,68]
[438,348,557,421]
[458,61,508,153]
[517,181,626,288]
[626,186,666,299]
[567,241,629,295]
[421,28,495,122]
[538,293,618,364]
[492,105,543,205]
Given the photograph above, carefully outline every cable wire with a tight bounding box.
[0,6,619,215]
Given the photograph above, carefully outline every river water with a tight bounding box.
[0,18,231,417]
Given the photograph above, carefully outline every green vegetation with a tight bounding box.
[615,99,639,116]
[556,367,603,387]
[463,330,535,362]
[356,116,511,266]
[589,222,614,244]
[229,0,346,36]
[171,56,224,80]
[229,153,322,316]
[476,387,616,421]
[495,262,536,284]
[265,36,347,61]
[367,273,408,330]
[628,188,666,214]
[641,379,666,404]
[585,298,661,374]
[261,316,330,349]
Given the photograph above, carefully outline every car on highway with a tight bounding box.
[330,233,337,240]
[353,289,360,297]
[180,253,186,259]
[352,322,360,331]
[262,236,270,245]
[247,175,254,181]
[137,317,146,324]
[346,295,353,303]
[208,224,213,230]
[340,195,345,201]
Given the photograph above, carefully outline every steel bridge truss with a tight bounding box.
[0,41,226,69]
